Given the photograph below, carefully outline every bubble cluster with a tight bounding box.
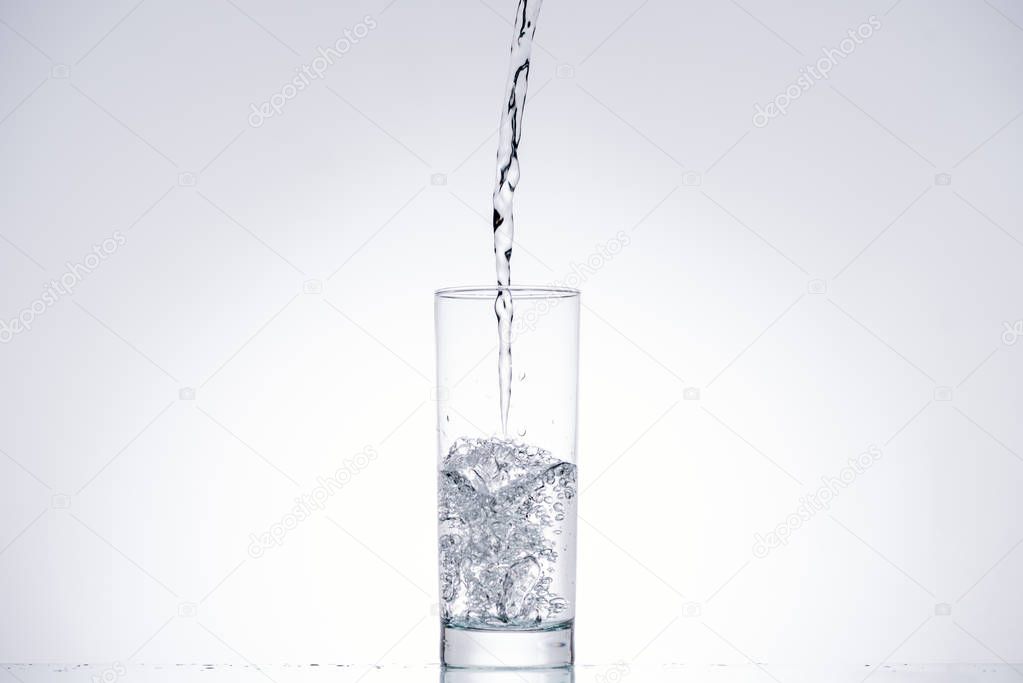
[438,437,576,629]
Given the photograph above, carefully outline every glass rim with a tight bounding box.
[435,285,580,301]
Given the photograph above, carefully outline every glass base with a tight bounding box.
[441,622,574,669]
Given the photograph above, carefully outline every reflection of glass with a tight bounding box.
[435,287,580,668]
[441,667,574,683]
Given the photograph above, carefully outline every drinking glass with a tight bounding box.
[435,286,580,668]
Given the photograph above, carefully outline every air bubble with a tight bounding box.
[438,436,576,628]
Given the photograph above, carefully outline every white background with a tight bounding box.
[1,0,1022,668]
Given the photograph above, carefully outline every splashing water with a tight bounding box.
[493,0,543,434]
[438,437,576,629]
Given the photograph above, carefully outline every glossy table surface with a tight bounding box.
[3,664,1022,683]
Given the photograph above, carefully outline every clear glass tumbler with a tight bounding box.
[435,286,580,669]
